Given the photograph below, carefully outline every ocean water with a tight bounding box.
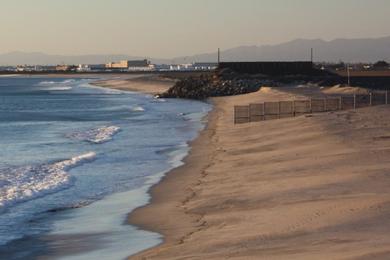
[0,77,211,259]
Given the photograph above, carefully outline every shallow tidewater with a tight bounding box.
[0,77,211,259]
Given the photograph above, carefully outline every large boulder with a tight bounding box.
[159,76,263,100]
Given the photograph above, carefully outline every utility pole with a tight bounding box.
[218,48,221,65]
[310,48,313,63]
[347,63,351,86]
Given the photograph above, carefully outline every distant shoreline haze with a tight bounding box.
[0,36,390,66]
[2,0,390,57]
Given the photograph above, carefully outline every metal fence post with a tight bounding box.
[324,98,327,112]
[248,104,252,122]
[262,103,265,121]
[234,106,237,124]
[248,105,251,122]
[292,100,296,116]
[291,101,294,117]
[369,93,373,106]
[339,96,343,110]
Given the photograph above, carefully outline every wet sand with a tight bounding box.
[126,85,390,259]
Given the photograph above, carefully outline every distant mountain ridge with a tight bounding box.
[1,36,389,65]
[177,36,390,64]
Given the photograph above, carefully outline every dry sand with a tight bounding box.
[126,85,390,260]
[93,74,175,95]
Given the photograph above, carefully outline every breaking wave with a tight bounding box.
[37,79,76,86]
[67,126,121,144]
[37,81,57,85]
[131,106,145,112]
[0,152,96,210]
[36,80,75,91]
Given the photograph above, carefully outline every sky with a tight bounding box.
[0,0,389,58]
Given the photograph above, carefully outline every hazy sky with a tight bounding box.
[0,0,389,58]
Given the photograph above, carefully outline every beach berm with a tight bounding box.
[124,83,390,259]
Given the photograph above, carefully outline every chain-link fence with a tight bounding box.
[234,91,389,124]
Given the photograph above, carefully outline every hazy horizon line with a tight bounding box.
[2,35,390,59]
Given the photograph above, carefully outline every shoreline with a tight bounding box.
[0,75,211,259]
[91,76,217,257]
[128,100,217,252]
[3,74,388,259]
[122,86,312,259]
[123,84,390,259]
[92,74,176,96]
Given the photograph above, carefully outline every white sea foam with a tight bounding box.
[151,98,166,103]
[45,86,73,91]
[40,79,74,84]
[67,126,121,144]
[37,81,57,85]
[38,79,76,85]
[61,79,75,84]
[100,105,142,112]
[131,106,145,112]
[36,80,75,91]
[92,105,145,113]
[0,152,96,210]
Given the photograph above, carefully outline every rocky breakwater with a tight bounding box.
[158,70,271,100]
[157,67,341,100]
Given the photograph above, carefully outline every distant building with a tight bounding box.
[193,62,218,71]
[106,60,150,69]
[128,64,155,72]
[0,66,16,72]
[77,64,106,72]
[56,65,76,72]
[16,66,26,72]
[373,60,389,70]
[363,65,372,70]
[16,65,34,72]
[11,65,56,72]
[35,65,56,71]
[169,65,182,71]
[164,63,217,71]
[153,64,171,71]
[172,64,193,71]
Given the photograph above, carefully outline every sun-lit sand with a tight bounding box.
[94,75,175,95]
[121,83,390,259]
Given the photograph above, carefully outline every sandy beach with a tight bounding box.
[100,78,390,259]
[3,1,390,259]
[105,81,390,259]
[93,74,176,95]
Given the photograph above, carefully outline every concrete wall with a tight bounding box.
[219,62,314,76]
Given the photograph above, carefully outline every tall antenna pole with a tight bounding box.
[218,48,220,65]
[310,48,313,63]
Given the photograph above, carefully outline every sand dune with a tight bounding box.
[129,86,390,259]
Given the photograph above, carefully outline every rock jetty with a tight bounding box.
[158,68,342,100]
[159,77,266,100]
[158,69,276,100]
